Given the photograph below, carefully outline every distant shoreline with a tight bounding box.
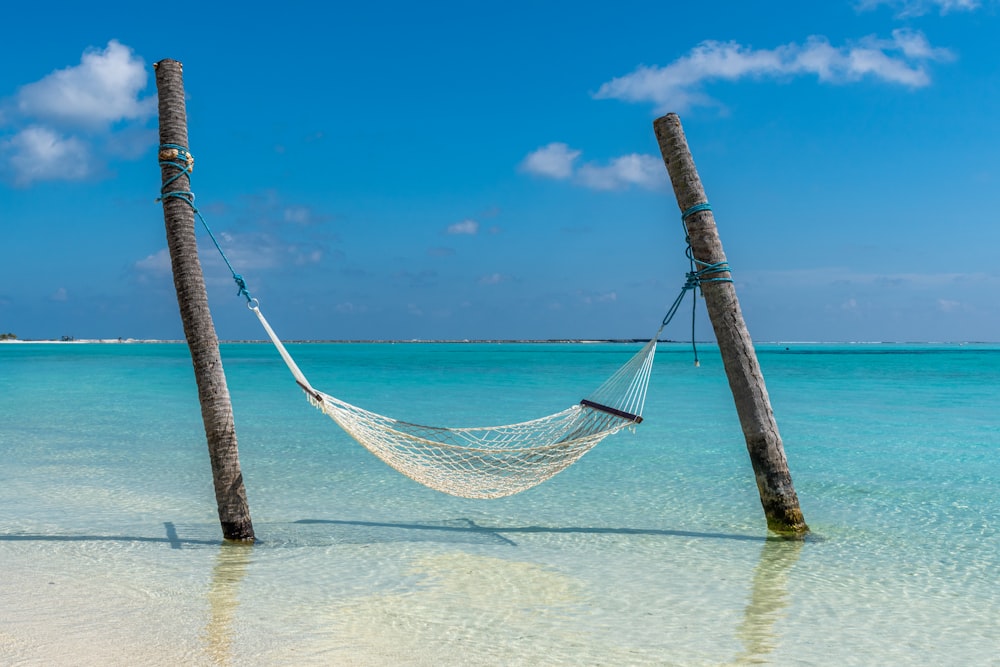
[2,339,998,345]
[0,338,659,345]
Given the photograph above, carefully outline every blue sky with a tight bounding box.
[1,0,997,342]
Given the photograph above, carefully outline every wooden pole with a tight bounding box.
[653,113,808,536]
[154,59,255,542]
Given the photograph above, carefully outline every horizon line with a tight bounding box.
[3,338,999,346]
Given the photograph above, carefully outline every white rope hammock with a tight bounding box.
[251,306,659,499]
[153,142,696,500]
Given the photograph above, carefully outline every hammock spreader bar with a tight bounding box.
[579,399,643,424]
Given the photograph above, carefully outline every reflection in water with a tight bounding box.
[733,537,804,665]
[330,551,597,664]
[203,542,252,666]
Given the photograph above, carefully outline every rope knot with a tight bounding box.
[233,274,252,302]
[660,200,733,365]
[155,143,255,304]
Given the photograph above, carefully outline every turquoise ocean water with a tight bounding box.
[1,341,998,665]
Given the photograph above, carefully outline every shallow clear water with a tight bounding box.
[1,342,998,665]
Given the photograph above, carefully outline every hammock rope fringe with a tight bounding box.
[159,143,716,499]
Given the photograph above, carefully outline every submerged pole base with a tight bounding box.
[766,509,809,539]
[221,520,256,543]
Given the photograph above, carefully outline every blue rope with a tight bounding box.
[660,201,734,365]
[156,144,253,303]
[681,202,713,220]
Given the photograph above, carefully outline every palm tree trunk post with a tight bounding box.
[154,59,255,542]
[653,113,808,536]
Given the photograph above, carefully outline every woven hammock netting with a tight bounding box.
[254,306,657,499]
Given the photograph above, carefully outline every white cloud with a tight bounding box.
[446,219,479,235]
[210,231,323,272]
[284,206,312,224]
[478,273,507,285]
[577,154,665,191]
[16,40,154,128]
[294,249,323,265]
[283,205,331,226]
[50,287,69,302]
[336,301,367,314]
[520,142,581,179]
[578,290,618,305]
[742,267,1000,302]
[936,298,962,312]
[132,231,324,288]
[2,40,156,186]
[134,248,172,277]
[856,0,981,16]
[4,126,91,185]
[520,144,665,191]
[594,29,954,113]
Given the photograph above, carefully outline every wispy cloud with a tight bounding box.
[478,272,509,285]
[519,142,580,179]
[393,269,438,288]
[521,143,665,191]
[427,246,456,257]
[1,40,156,186]
[577,154,665,191]
[446,219,479,235]
[5,126,90,185]
[235,191,335,233]
[283,205,331,226]
[747,266,988,288]
[132,189,336,294]
[936,298,963,312]
[132,232,324,286]
[594,29,954,114]
[335,301,366,314]
[210,231,325,270]
[577,290,618,305]
[133,248,172,279]
[856,0,981,16]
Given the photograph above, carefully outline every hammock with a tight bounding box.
[156,144,713,500]
[251,305,659,499]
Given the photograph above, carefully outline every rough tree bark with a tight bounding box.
[154,59,254,542]
[653,113,808,536]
